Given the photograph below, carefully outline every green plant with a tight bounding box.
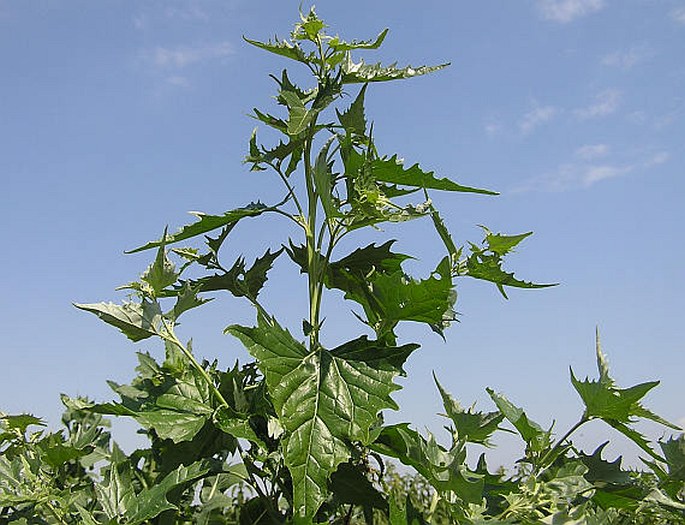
[1,9,682,524]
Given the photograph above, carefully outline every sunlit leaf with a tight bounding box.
[75,301,162,342]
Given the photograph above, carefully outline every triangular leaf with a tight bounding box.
[342,56,450,83]
[75,301,162,342]
[227,316,416,521]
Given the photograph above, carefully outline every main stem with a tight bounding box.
[304,117,320,350]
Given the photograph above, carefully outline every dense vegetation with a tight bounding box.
[1,9,682,524]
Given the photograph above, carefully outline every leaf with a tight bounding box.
[329,462,387,510]
[195,248,283,300]
[465,249,554,299]
[480,226,533,256]
[486,388,552,455]
[329,28,388,51]
[313,136,339,221]
[243,36,308,64]
[370,155,497,195]
[125,460,211,524]
[74,301,162,342]
[336,84,368,136]
[342,55,450,83]
[281,90,315,136]
[128,202,271,253]
[371,424,484,504]
[170,282,212,320]
[0,414,45,433]
[570,331,679,459]
[227,315,417,522]
[434,375,504,446]
[579,442,632,486]
[141,240,178,295]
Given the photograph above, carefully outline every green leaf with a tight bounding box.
[313,136,339,221]
[128,202,271,253]
[434,375,503,446]
[141,240,178,295]
[0,414,45,433]
[243,36,308,64]
[125,460,211,524]
[371,424,484,504]
[660,435,685,481]
[329,462,387,510]
[486,388,552,455]
[227,315,416,521]
[480,226,533,256]
[342,55,450,83]
[329,28,388,51]
[170,281,212,320]
[195,248,283,300]
[281,90,315,136]
[570,331,679,459]
[336,84,368,136]
[74,301,162,342]
[579,442,632,485]
[370,155,497,195]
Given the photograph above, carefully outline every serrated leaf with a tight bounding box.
[141,241,178,295]
[281,90,315,136]
[125,461,211,524]
[342,55,450,83]
[243,36,308,64]
[75,301,162,342]
[465,250,554,299]
[660,435,685,481]
[0,414,45,433]
[434,375,503,446]
[481,227,533,256]
[370,155,497,195]
[336,84,367,136]
[486,388,552,455]
[195,248,283,300]
[313,136,339,221]
[371,424,484,504]
[214,407,265,448]
[170,281,212,320]
[329,462,387,511]
[128,202,271,253]
[227,316,416,521]
[570,332,679,460]
[329,28,388,52]
[579,442,632,485]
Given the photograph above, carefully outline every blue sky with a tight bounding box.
[1,0,683,467]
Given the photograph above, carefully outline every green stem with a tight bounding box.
[537,415,588,474]
[162,320,229,409]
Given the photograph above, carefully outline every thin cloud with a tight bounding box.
[575,89,621,119]
[513,149,669,192]
[601,45,652,70]
[537,0,605,23]
[144,42,234,69]
[576,144,609,160]
[519,104,559,134]
[671,6,685,25]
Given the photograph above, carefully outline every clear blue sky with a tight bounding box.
[1,1,683,467]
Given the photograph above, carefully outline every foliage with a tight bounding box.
[1,8,682,524]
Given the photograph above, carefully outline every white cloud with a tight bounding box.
[165,75,191,88]
[601,46,651,70]
[575,144,609,160]
[519,104,559,134]
[164,5,209,22]
[582,164,631,185]
[537,0,605,23]
[145,42,234,69]
[671,6,685,24]
[575,89,621,119]
[513,148,669,192]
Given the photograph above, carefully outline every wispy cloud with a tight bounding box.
[145,42,234,69]
[601,45,652,70]
[537,0,605,23]
[574,89,621,119]
[513,148,669,192]
[671,6,685,25]
[575,144,609,160]
[519,103,559,134]
[164,5,209,22]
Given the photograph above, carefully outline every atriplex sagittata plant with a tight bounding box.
[1,8,682,525]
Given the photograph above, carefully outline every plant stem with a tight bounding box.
[162,321,229,409]
[537,415,588,474]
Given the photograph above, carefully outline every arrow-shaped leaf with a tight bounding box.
[227,315,417,522]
